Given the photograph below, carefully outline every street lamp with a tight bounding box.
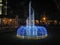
[43,17,46,21]
[9,19,12,22]
[2,18,7,24]
[42,16,47,24]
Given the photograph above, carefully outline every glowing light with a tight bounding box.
[35,20,39,24]
[54,20,57,24]
[0,0,2,2]
[2,18,7,24]
[17,26,47,39]
[9,19,12,22]
[43,17,46,21]
[17,1,48,39]
[2,18,6,22]
[3,19,6,22]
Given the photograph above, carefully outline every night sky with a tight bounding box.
[7,0,60,20]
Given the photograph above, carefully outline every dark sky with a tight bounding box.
[8,0,60,20]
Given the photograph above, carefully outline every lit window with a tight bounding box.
[0,0,2,15]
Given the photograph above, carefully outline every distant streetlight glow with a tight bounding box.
[3,19,5,22]
[2,18,7,24]
[35,20,39,24]
[9,19,12,22]
[54,20,57,24]
[43,17,46,21]
[2,18,6,22]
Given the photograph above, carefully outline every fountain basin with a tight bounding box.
[17,26,48,39]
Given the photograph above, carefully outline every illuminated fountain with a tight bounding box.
[17,1,48,39]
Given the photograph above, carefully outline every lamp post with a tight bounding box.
[41,15,47,25]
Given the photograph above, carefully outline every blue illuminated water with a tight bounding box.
[17,26,47,36]
[17,1,48,39]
